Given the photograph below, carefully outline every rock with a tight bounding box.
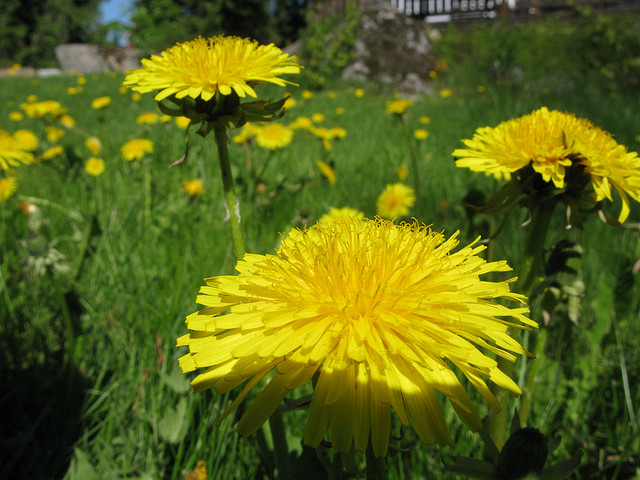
[54,44,140,73]
[342,4,437,93]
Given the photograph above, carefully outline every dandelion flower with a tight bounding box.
[45,126,65,142]
[336,107,345,115]
[136,112,160,124]
[91,96,111,109]
[14,130,39,151]
[283,97,297,109]
[59,114,76,128]
[20,100,65,118]
[317,207,364,226]
[255,124,293,150]
[0,176,18,202]
[376,183,416,219]
[302,90,313,99]
[316,160,336,185]
[420,116,431,124]
[0,130,34,170]
[85,137,102,155]
[289,117,313,131]
[453,107,640,222]
[85,157,105,176]
[182,178,204,196]
[439,89,453,98]
[414,129,429,140]
[9,112,23,122]
[354,88,365,98]
[124,35,300,102]
[311,113,325,123]
[177,217,534,457]
[175,116,191,129]
[42,145,64,160]
[397,165,409,180]
[385,99,414,115]
[121,138,154,161]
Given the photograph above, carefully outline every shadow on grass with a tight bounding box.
[0,358,87,479]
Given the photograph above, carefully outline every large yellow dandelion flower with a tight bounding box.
[123,35,301,101]
[121,138,154,161]
[255,124,294,150]
[177,217,535,457]
[0,130,34,170]
[453,107,640,222]
[376,183,416,219]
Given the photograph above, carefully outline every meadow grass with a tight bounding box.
[1,54,639,480]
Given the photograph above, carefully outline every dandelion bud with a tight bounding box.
[496,427,548,480]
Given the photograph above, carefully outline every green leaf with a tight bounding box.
[158,397,188,444]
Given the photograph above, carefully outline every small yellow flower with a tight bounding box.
[59,114,76,128]
[283,97,297,109]
[376,183,416,219]
[91,96,112,110]
[136,112,160,124]
[85,157,105,176]
[45,126,65,142]
[121,138,154,161]
[354,88,365,98]
[419,116,431,124]
[175,116,191,129]
[85,137,102,155]
[160,114,172,123]
[42,145,64,160]
[397,165,409,180]
[311,113,325,123]
[232,123,260,144]
[26,94,37,103]
[289,116,313,131]
[131,92,142,101]
[185,460,208,480]
[0,176,18,202]
[336,107,345,115]
[119,85,129,95]
[14,130,39,151]
[9,112,23,122]
[20,100,64,118]
[255,124,294,150]
[316,160,336,185]
[477,86,486,93]
[67,87,79,95]
[385,99,414,115]
[77,76,87,85]
[414,129,429,140]
[328,91,336,99]
[317,206,365,226]
[302,90,313,99]
[182,178,205,196]
[439,89,453,98]
[330,127,347,139]
[429,70,438,79]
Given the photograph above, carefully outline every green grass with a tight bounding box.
[1,38,639,480]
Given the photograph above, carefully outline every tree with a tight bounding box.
[129,0,275,54]
[0,0,102,67]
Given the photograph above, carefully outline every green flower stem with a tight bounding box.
[400,117,421,212]
[365,441,387,480]
[487,200,556,449]
[214,125,246,261]
[269,412,292,480]
[519,326,547,425]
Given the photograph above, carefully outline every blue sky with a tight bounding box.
[99,0,133,24]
